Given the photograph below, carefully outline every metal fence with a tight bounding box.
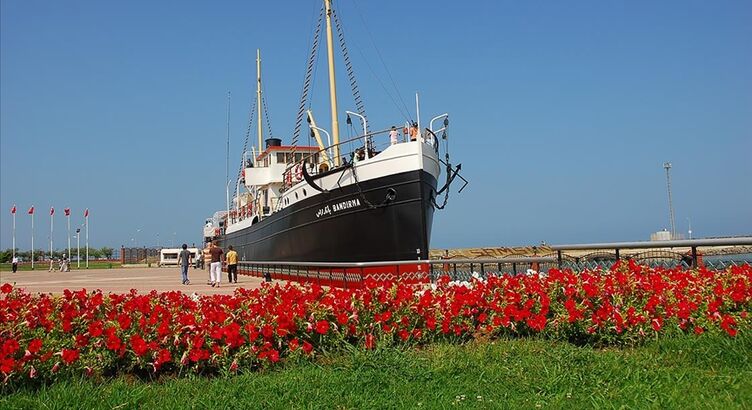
[237,237,752,288]
[120,247,160,265]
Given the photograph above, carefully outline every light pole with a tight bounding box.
[345,110,369,159]
[171,232,176,248]
[663,162,676,240]
[76,228,81,268]
[687,217,692,240]
[310,125,333,166]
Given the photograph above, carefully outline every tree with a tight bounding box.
[100,247,114,260]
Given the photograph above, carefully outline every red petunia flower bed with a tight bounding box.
[1,261,750,385]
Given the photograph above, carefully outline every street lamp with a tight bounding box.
[687,217,692,240]
[76,228,81,268]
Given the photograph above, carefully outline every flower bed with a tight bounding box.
[1,261,750,385]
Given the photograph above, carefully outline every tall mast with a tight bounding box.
[324,0,341,166]
[256,49,263,161]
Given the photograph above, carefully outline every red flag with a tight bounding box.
[64,208,70,216]
[84,209,89,217]
[28,206,34,215]
[10,205,16,214]
[50,207,55,216]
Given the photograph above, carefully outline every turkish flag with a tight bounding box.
[28,206,34,215]
[64,208,71,216]
[84,209,89,217]
[10,205,16,214]
[50,207,55,216]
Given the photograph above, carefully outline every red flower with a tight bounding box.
[1,283,12,293]
[88,321,104,338]
[61,348,79,364]
[2,339,20,356]
[693,326,704,335]
[130,335,148,356]
[302,341,313,355]
[0,358,15,374]
[27,338,43,354]
[315,320,330,335]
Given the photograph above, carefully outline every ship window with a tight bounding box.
[295,192,299,199]
[295,153,303,163]
[277,153,285,164]
[303,189,307,196]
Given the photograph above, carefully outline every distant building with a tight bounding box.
[651,229,672,241]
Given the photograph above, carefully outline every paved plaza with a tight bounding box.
[0,266,269,295]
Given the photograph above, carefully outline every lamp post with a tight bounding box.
[687,217,692,240]
[663,162,676,240]
[345,110,369,159]
[76,228,81,268]
[310,125,333,165]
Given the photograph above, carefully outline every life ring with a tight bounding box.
[295,164,303,181]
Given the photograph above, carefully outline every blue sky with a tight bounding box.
[1,0,751,251]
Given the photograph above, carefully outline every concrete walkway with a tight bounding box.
[0,266,270,295]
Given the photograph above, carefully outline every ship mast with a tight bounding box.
[324,0,341,166]
[256,49,263,163]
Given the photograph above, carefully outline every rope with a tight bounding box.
[235,97,257,193]
[349,0,413,123]
[332,7,369,133]
[292,5,324,146]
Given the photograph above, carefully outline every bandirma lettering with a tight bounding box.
[316,198,362,218]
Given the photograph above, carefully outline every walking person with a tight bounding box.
[208,240,224,287]
[178,244,192,285]
[226,245,238,283]
[11,256,19,273]
[60,253,69,272]
[203,243,212,284]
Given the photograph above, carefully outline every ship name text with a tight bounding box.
[316,198,362,218]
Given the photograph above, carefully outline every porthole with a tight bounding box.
[303,189,307,196]
[295,192,299,199]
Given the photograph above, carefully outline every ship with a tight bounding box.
[203,0,465,263]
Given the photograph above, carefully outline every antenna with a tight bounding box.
[663,162,676,239]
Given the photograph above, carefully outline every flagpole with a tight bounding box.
[31,208,34,270]
[67,211,71,264]
[49,208,54,271]
[85,212,89,269]
[12,207,16,260]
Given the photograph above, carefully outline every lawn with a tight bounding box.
[3,333,750,409]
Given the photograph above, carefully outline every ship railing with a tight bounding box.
[280,121,442,189]
[237,256,556,289]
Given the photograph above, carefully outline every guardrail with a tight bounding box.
[237,237,752,288]
[550,237,752,270]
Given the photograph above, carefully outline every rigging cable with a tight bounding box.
[292,4,324,147]
[349,0,414,123]
[332,7,369,133]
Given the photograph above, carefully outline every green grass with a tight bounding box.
[3,333,750,409]
[0,261,121,272]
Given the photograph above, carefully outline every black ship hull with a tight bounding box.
[219,169,437,262]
